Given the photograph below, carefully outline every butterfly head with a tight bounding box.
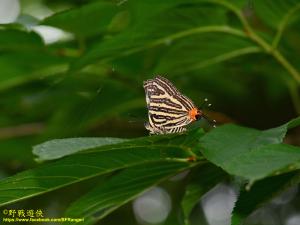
[188,108,202,121]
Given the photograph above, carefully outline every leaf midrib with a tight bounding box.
[0,157,195,207]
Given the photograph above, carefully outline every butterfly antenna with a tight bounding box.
[200,98,209,108]
[202,114,217,128]
[200,98,217,128]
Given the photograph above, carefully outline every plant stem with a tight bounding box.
[211,0,300,114]
[272,50,300,84]
[236,9,300,85]
[287,80,300,115]
[245,25,300,84]
[272,3,300,48]
[212,0,300,85]
[115,25,246,59]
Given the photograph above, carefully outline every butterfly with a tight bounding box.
[143,76,213,134]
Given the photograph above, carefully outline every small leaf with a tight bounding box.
[33,137,128,161]
[182,163,226,219]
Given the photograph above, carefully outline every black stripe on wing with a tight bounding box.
[154,76,195,110]
[148,106,187,115]
[143,76,196,134]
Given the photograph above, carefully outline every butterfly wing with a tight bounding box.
[143,76,196,134]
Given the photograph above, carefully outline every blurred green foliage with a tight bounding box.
[0,0,300,225]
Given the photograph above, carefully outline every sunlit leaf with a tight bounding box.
[33,137,128,161]
[200,117,300,182]
[0,129,203,207]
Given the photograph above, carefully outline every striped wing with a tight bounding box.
[143,76,196,134]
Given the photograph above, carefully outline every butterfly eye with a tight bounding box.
[195,113,201,120]
[195,110,202,120]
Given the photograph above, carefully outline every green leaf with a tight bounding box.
[287,116,300,129]
[0,30,43,51]
[0,29,70,91]
[72,1,246,69]
[155,34,260,74]
[0,52,69,91]
[33,137,128,161]
[42,2,121,36]
[225,143,300,181]
[0,129,203,207]
[231,171,300,225]
[65,161,191,225]
[200,117,300,182]
[182,163,226,220]
[43,78,143,137]
[253,0,300,48]
[254,0,300,30]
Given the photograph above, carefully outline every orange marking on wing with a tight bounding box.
[188,108,201,121]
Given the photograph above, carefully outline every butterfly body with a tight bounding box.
[143,76,202,134]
